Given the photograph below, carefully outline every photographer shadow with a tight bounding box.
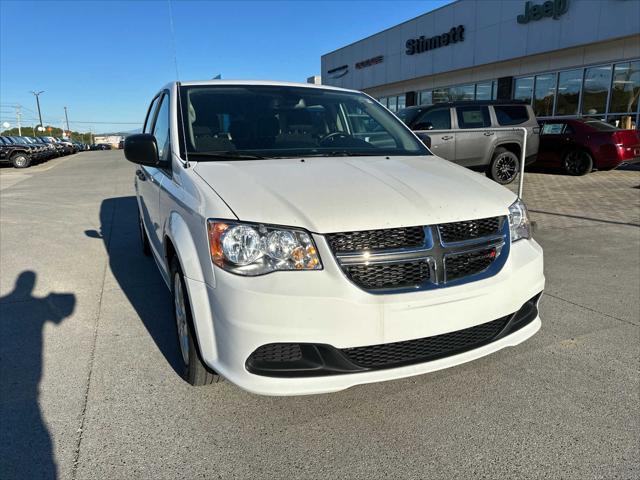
[0,271,75,480]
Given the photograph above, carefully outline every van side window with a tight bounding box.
[456,106,491,129]
[494,105,529,126]
[152,94,171,161]
[415,108,451,130]
[143,96,161,134]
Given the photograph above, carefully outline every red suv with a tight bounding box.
[537,118,640,175]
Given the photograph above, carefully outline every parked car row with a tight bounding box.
[398,100,640,183]
[0,135,88,168]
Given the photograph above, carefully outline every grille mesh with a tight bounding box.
[438,217,501,244]
[250,343,302,363]
[326,226,425,253]
[445,247,497,281]
[344,260,430,290]
[341,316,509,369]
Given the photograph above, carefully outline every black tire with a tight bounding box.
[11,152,31,169]
[487,147,520,185]
[138,209,151,256]
[563,150,593,176]
[170,257,221,386]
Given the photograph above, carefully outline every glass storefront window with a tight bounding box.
[492,80,497,100]
[606,114,637,130]
[387,96,398,111]
[476,82,493,101]
[514,77,534,104]
[556,69,582,115]
[419,90,432,105]
[396,95,406,111]
[432,87,450,103]
[610,61,640,114]
[582,65,612,115]
[533,73,556,117]
[449,84,474,101]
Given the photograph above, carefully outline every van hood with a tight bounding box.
[193,156,517,233]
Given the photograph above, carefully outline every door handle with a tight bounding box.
[136,169,147,181]
[441,135,453,140]
[483,131,495,136]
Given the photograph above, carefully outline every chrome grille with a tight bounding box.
[343,260,430,291]
[438,217,502,243]
[326,226,424,253]
[328,217,508,293]
[445,247,499,282]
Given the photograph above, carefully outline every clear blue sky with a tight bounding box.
[0,0,453,133]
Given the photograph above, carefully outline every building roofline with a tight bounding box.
[321,0,460,59]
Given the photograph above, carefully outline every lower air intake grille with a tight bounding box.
[250,343,302,363]
[438,217,501,243]
[344,260,430,290]
[341,316,510,369]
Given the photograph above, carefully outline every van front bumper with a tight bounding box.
[184,237,544,396]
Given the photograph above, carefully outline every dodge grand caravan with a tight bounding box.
[125,81,544,396]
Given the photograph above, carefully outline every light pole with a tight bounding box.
[30,90,45,131]
[64,106,70,136]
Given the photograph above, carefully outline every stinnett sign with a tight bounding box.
[405,25,465,56]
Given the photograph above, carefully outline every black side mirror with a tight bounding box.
[124,134,159,166]
[416,132,431,148]
[413,121,434,131]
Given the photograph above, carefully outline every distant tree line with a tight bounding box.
[0,125,92,143]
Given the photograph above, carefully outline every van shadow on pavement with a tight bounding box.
[0,272,76,480]
[84,196,182,376]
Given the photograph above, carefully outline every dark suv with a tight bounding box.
[398,101,540,184]
[0,136,33,168]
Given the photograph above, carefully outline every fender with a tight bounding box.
[164,211,220,366]
[164,211,209,284]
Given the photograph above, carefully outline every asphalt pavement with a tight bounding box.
[1,150,638,479]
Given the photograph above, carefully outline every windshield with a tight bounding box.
[178,85,429,159]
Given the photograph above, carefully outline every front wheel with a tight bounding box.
[487,148,519,185]
[11,152,30,168]
[170,257,221,386]
[563,150,593,176]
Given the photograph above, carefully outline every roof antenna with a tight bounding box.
[167,0,191,168]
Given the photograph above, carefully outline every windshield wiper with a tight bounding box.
[188,151,268,161]
[303,151,376,157]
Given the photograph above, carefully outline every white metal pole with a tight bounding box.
[517,127,527,199]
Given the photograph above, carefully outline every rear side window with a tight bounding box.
[415,108,451,130]
[494,105,530,126]
[456,106,490,129]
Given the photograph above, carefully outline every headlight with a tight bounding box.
[508,199,531,242]
[207,220,322,276]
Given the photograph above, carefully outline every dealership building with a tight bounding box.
[321,0,640,129]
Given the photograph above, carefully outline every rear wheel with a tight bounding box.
[563,150,593,176]
[170,257,221,386]
[11,152,30,169]
[487,148,519,185]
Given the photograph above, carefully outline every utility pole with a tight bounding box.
[64,106,70,136]
[30,90,45,129]
[15,105,22,136]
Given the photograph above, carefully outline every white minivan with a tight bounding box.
[125,80,544,396]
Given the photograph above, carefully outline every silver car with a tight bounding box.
[398,101,540,184]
